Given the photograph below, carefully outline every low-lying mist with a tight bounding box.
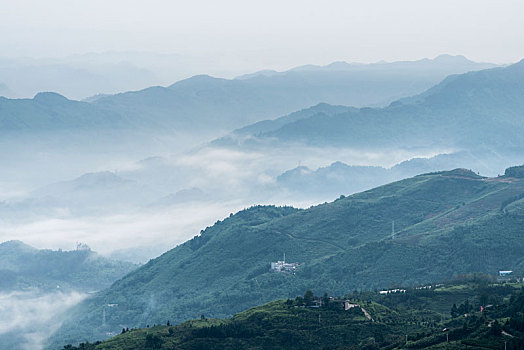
[0,202,247,262]
[2,135,522,264]
[0,141,442,244]
[0,290,86,350]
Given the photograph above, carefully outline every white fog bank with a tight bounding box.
[0,290,87,350]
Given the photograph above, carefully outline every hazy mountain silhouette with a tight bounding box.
[218,59,524,152]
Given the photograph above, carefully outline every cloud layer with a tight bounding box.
[0,290,86,350]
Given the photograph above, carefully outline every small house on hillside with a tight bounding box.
[379,288,406,295]
[498,270,513,281]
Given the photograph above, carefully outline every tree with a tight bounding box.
[322,292,330,308]
[304,290,315,306]
[458,299,472,315]
[478,291,490,306]
[490,320,502,336]
[145,334,163,349]
[451,303,459,318]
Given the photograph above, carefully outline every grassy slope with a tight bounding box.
[51,169,524,347]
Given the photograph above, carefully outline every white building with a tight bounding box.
[270,254,299,273]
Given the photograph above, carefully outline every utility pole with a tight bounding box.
[392,220,395,240]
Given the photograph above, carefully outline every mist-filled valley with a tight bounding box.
[2,57,524,262]
[2,3,524,348]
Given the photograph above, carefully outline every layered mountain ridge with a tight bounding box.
[0,55,497,134]
[217,59,524,152]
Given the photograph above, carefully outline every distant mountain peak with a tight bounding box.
[235,70,279,80]
[0,240,36,251]
[433,54,471,63]
[168,74,224,89]
[329,161,350,168]
[185,74,215,81]
[33,91,69,103]
[74,171,127,185]
[324,61,353,69]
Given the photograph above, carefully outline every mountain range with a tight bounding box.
[50,166,524,347]
[3,55,524,349]
[0,55,496,135]
[6,149,509,227]
[276,150,524,201]
[217,59,524,153]
[0,55,513,193]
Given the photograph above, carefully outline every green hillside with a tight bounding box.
[63,279,524,349]
[50,167,524,347]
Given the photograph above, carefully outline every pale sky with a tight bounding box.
[1,0,524,72]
